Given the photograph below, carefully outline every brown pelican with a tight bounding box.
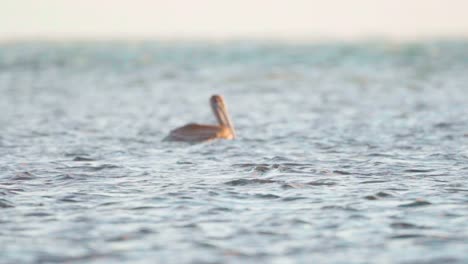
[165,95,236,142]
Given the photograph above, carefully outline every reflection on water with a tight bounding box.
[1,41,467,263]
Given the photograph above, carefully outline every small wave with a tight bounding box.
[53,174,75,181]
[360,180,388,184]
[282,196,307,201]
[233,163,313,174]
[399,200,432,207]
[72,156,96,162]
[307,180,337,186]
[332,170,352,175]
[224,178,277,186]
[390,234,426,239]
[254,193,280,199]
[404,169,434,173]
[129,206,160,210]
[0,198,14,208]
[364,191,393,200]
[390,222,429,229]
[60,164,121,172]
[58,195,81,203]
[367,153,393,157]
[281,183,306,189]
[321,205,358,211]
[12,171,35,180]
[433,122,454,129]
[24,212,53,217]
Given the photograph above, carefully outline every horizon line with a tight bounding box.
[1,35,468,44]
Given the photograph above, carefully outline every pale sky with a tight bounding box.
[1,0,468,41]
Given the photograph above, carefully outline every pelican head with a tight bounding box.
[210,95,236,138]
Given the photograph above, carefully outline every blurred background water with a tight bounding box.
[0,41,467,263]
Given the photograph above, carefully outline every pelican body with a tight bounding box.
[165,95,236,142]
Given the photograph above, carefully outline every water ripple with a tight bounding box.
[1,41,467,263]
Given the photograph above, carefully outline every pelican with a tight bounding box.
[165,95,236,142]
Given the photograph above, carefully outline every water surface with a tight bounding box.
[1,41,467,263]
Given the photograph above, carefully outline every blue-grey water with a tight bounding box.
[0,41,467,263]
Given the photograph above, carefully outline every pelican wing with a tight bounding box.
[166,124,228,142]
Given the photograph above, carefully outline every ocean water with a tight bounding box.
[0,41,467,263]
